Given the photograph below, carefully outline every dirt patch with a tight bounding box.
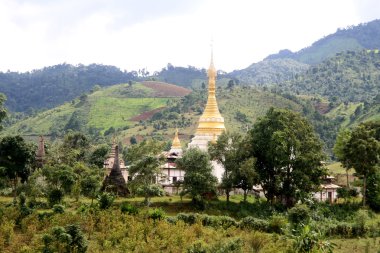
[142,81,191,97]
[130,107,166,121]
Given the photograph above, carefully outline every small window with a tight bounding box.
[173,177,177,182]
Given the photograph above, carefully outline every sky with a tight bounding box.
[0,0,379,73]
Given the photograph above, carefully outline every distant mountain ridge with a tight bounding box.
[265,19,380,64]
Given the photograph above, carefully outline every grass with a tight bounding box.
[326,162,354,175]
[3,102,76,135]
[87,97,169,131]
[332,238,380,253]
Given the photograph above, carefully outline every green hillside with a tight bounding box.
[2,82,190,137]
[266,19,380,64]
[229,58,309,85]
[282,50,380,104]
[0,64,138,112]
[2,84,304,145]
[114,87,303,145]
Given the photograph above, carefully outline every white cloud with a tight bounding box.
[0,0,377,72]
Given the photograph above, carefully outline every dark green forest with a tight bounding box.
[283,50,380,104]
[0,64,138,112]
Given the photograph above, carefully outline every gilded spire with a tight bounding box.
[171,128,181,149]
[194,49,225,136]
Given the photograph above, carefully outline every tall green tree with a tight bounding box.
[235,157,258,202]
[0,135,35,202]
[89,145,109,168]
[209,132,258,203]
[126,140,165,206]
[366,168,380,212]
[333,128,352,187]
[0,93,6,130]
[343,122,380,206]
[42,164,77,205]
[249,108,325,207]
[177,148,217,207]
[209,132,239,203]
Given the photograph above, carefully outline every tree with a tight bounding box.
[366,168,380,211]
[126,140,165,206]
[209,132,246,203]
[0,135,35,203]
[235,157,258,202]
[249,108,326,207]
[51,132,90,165]
[80,171,102,205]
[0,93,6,130]
[333,128,352,187]
[130,136,137,145]
[42,164,77,205]
[90,145,109,168]
[227,79,235,90]
[177,148,217,207]
[343,122,380,206]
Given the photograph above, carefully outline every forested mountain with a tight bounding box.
[265,19,380,64]
[228,58,309,85]
[281,50,380,104]
[153,64,207,87]
[0,64,138,112]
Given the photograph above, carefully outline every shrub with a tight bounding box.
[239,216,269,232]
[210,238,243,253]
[201,215,237,229]
[166,216,177,224]
[97,192,115,210]
[148,208,166,221]
[177,213,199,225]
[42,224,88,253]
[120,202,139,215]
[52,204,65,214]
[288,204,310,226]
[48,188,64,207]
[187,241,208,253]
[268,214,287,234]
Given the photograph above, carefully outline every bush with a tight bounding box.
[120,202,139,215]
[42,224,88,253]
[288,204,310,226]
[187,241,208,253]
[367,170,380,211]
[239,216,269,232]
[148,208,166,221]
[201,215,237,229]
[177,213,199,225]
[52,204,65,214]
[97,192,115,210]
[48,189,64,207]
[209,238,243,253]
[268,214,287,234]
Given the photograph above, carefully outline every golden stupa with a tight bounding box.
[171,128,182,150]
[188,51,226,151]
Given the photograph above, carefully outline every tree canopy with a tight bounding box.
[341,122,380,206]
[249,108,326,207]
[177,148,217,208]
[0,135,35,201]
[0,93,6,130]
